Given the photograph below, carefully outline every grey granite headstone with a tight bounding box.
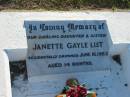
[24,20,112,78]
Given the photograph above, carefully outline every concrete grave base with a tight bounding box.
[0,12,130,97]
[26,47,130,97]
[3,44,130,97]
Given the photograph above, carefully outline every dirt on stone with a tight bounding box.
[9,60,28,85]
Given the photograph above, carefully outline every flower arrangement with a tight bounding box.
[56,78,96,97]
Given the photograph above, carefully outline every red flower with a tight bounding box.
[66,86,87,97]
[77,85,87,97]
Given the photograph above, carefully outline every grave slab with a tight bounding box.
[24,20,113,97]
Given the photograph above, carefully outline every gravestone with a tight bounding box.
[24,20,112,97]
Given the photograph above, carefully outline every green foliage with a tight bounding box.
[0,0,10,3]
[128,1,130,8]
[0,0,130,10]
[112,6,117,11]
[112,0,130,8]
